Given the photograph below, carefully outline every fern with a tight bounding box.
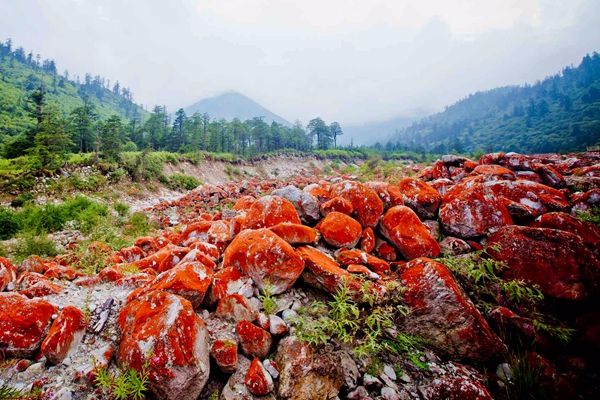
[0,385,22,400]
[258,284,279,315]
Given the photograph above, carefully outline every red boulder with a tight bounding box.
[236,321,272,359]
[242,195,301,229]
[331,180,384,227]
[245,357,274,395]
[380,206,440,260]
[40,306,86,364]
[317,212,362,248]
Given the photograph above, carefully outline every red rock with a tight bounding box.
[43,262,82,281]
[331,180,384,227]
[296,246,385,302]
[40,306,86,364]
[360,227,375,253]
[530,212,600,252]
[514,170,544,183]
[211,339,238,373]
[418,362,493,400]
[320,196,354,216]
[533,162,565,188]
[242,195,301,229]
[0,293,56,357]
[19,255,46,274]
[430,160,451,179]
[400,258,505,361]
[112,245,146,263]
[304,181,333,202]
[16,272,63,298]
[570,188,600,214]
[245,357,274,395]
[269,222,319,245]
[364,182,405,209]
[487,226,600,300]
[209,266,253,303]
[488,306,536,340]
[134,236,169,253]
[236,321,272,359]
[471,164,516,180]
[73,275,102,287]
[398,177,442,219]
[439,237,472,256]
[186,240,220,261]
[115,271,156,288]
[118,290,210,400]
[429,178,454,196]
[233,195,257,211]
[317,212,362,248]
[335,249,390,275]
[131,259,214,310]
[132,244,190,273]
[182,220,212,241]
[486,180,568,219]
[380,206,440,260]
[375,240,397,261]
[207,220,233,251]
[464,160,478,171]
[0,256,17,291]
[272,185,321,222]
[439,180,513,238]
[346,264,380,280]
[223,229,304,294]
[217,294,258,322]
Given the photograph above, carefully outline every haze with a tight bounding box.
[1,0,599,126]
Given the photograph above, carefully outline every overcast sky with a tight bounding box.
[1,0,599,125]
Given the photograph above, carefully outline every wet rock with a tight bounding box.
[245,357,274,395]
[40,306,86,365]
[236,321,272,358]
[487,225,600,299]
[0,293,56,357]
[317,212,363,248]
[275,336,344,400]
[400,258,506,361]
[380,206,440,260]
[223,229,304,294]
[398,177,442,219]
[242,195,302,229]
[117,290,210,400]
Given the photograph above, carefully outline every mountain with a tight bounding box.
[0,39,146,139]
[391,53,600,154]
[184,92,291,126]
[341,108,433,146]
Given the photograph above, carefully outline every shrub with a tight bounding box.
[13,233,59,262]
[10,192,34,208]
[0,208,21,240]
[166,173,202,191]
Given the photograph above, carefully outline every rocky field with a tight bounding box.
[1,151,600,400]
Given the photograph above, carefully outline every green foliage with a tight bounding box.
[391,53,600,154]
[94,364,149,400]
[259,285,279,315]
[166,173,201,191]
[576,206,600,227]
[504,354,545,400]
[292,280,417,361]
[13,233,59,262]
[0,385,22,400]
[10,192,34,207]
[532,319,575,344]
[208,390,219,400]
[0,207,21,239]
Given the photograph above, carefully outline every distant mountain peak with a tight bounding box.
[184,92,291,126]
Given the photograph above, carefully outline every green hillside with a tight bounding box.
[392,53,600,154]
[0,38,146,140]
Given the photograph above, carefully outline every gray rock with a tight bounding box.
[273,185,321,221]
[381,387,401,400]
[362,373,382,389]
[347,386,370,400]
[383,365,396,381]
[340,352,359,390]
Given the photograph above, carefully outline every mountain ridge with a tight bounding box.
[184,91,292,126]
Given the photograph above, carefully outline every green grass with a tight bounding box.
[259,285,279,315]
[95,364,149,400]
[576,206,600,227]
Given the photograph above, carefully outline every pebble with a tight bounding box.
[383,365,397,380]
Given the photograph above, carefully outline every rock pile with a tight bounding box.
[1,151,600,399]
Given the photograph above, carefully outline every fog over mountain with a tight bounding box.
[1,0,599,141]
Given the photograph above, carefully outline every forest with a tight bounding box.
[391,53,600,154]
[0,38,345,171]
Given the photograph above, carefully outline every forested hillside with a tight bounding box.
[391,53,600,154]
[0,39,145,149]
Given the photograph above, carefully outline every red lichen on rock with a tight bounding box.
[380,206,440,260]
[40,306,86,364]
[216,294,258,322]
[242,195,301,229]
[211,339,238,373]
[316,212,362,248]
[398,177,442,219]
[331,180,383,227]
[245,357,274,395]
[269,222,319,245]
[236,321,272,359]
[320,196,354,216]
[223,229,304,294]
[0,293,57,357]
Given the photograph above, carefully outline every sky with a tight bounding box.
[1,0,599,126]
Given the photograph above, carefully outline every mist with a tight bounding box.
[1,0,599,126]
